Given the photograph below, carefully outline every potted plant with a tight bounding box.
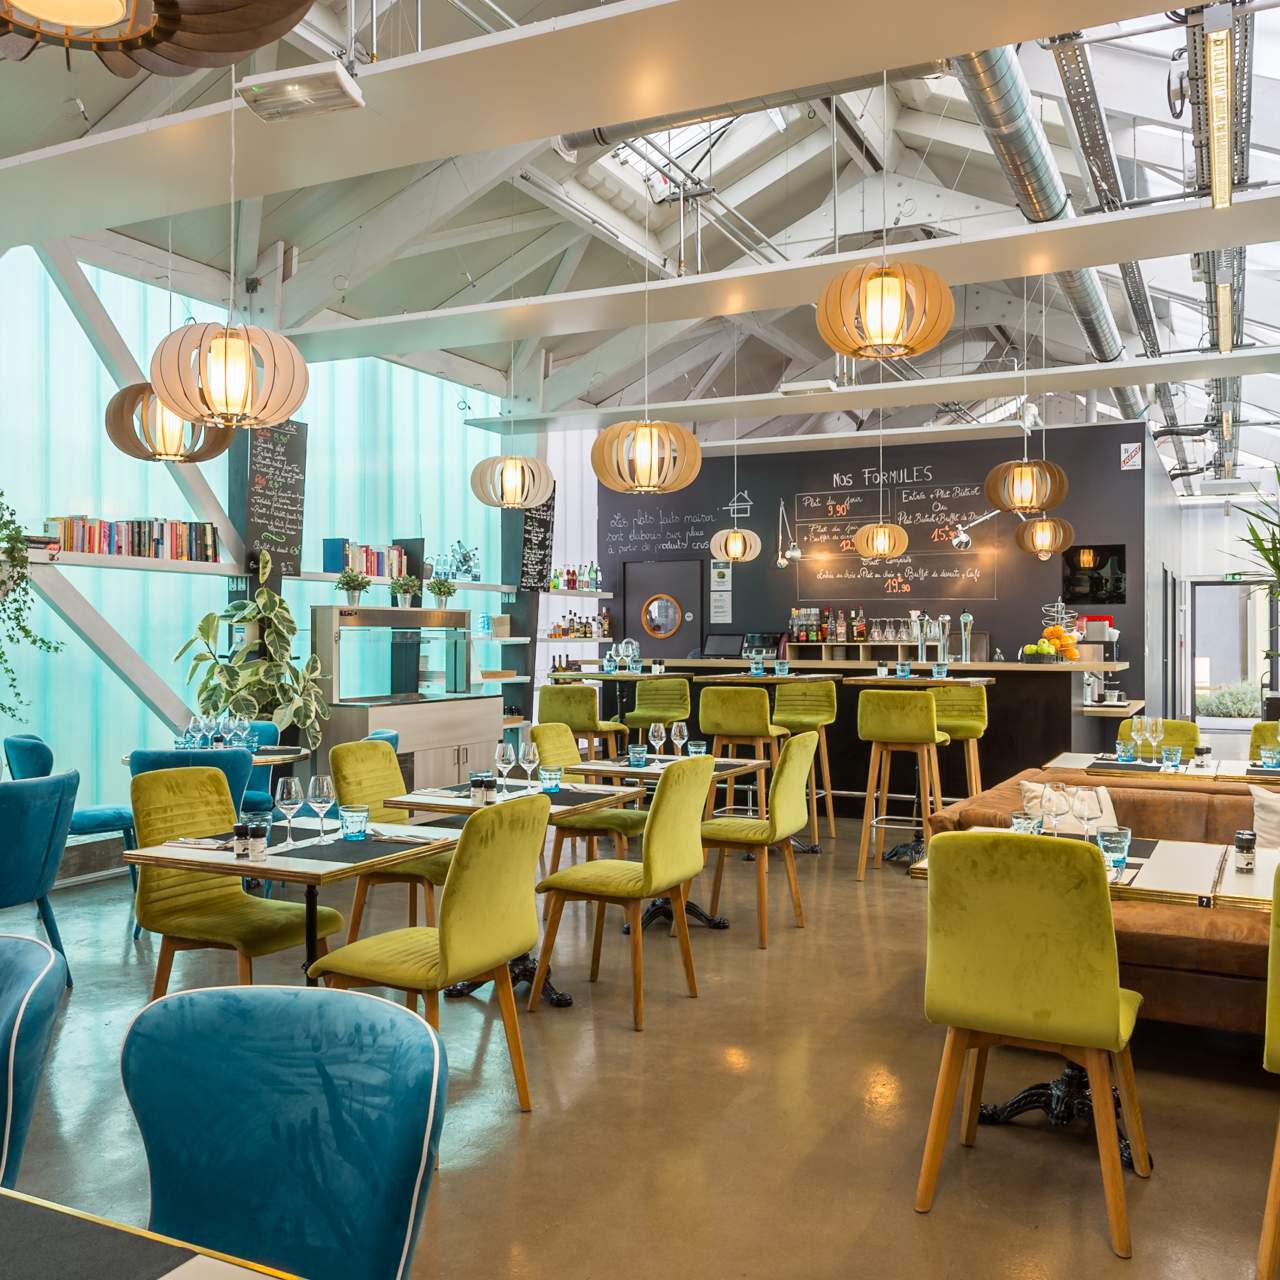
[390,573,421,608]
[427,575,456,609]
[335,566,371,606]
[0,491,61,719]
[174,550,330,750]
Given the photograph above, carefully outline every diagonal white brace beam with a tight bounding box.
[439,224,587,309]
[512,237,590,380]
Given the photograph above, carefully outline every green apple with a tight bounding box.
[1037,639,1055,654]
[1023,643,1038,655]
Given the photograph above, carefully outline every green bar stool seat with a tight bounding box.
[698,685,790,821]
[622,677,691,740]
[856,689,947,881]
[930,684,988,797]
[771,679,838,844]
[538,684,626,760]
[1117,716,1199,761]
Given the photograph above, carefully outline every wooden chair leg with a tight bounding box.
[917,747,934,844]
[492,963,532,1112]
[1112,1045,1151,1178]
[424,881,436,928]
[671,882,698,998]
[407,881,418,928]
[806,759,819,846]
[857,743,882,881]
[423,988,440,1029]
[710,850,727,915]
[754,844,769,949]
[873,746,893,868]
[346,877,370,944]
[929,745,944,816]
[543,830,566,921]
[627,899,645,1030]
[236,951,253,985]
[151,936,177,1001]
[960,1046,988,1147]
[818,726,837,839]
[758,737,771,819]
[590,900,607,981]
[528,893,566,1011]
[586,835,598,862]
[584,736,597,761]
[781,842,804,929]
[1258,1105,1280,1280]
[404,989,418,1012]
[966,737,983,795]
[915,1026,970,1213]
[764,735,780,819]
[724,741,736,814]
[1084,1048,1133,1258]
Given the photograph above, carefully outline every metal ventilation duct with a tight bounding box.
[949,46,1147,422]
[558,63,946,152]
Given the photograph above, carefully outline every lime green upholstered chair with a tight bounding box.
[772,679,838,842]
[1258,866,1280,1277]
[929,684,988,797]
[698,685,790,821]
[529,755,714,1030]
[132,767,344,1001]
[537,683,625,759]
[1117,716,1199,761]
[1252,721,1279,761]
[331,739,454,941]
[917,830,1149,1259]
[856,689,949,882]
[700,732,817,948]
[623,677,691,737]
[312,793,550,1112]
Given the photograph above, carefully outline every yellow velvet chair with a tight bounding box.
[623,677,691,740]
[1118,716,1199,761]
[917,830,1150,1259]
[131,767,344,1000]
[771,679,838,842]
[311,793,550,1113]
[930,684,988,797]
[856,689,948,881]
[529,754,714,1030]
[537,684,625,760]
[1252,721,1279,761]
[700,732,817,949]
[331,739,455,941]
[698,685,789,820]
[1255,865,1280,1278]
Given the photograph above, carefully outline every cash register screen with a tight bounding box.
[703,634,744,658]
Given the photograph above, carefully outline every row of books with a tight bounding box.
[43,516,220,562]
[321,538,409,581]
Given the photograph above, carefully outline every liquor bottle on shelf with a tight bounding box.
[600,606,612,638]
[855,608,866,642]
[836,610,847,643]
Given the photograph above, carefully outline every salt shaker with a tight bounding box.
[483,777,498,805]
[232,822,250,859]
[1235,829,1257,874]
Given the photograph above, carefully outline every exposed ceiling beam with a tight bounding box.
[0,0,1176,251]
[438,224,588,309]
[398,208,563,259]
[510,236,591,379]
[702,422,1026,453]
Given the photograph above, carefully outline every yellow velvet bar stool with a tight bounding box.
[131,767,344,1000]
[1251,721,1279,760]
[623,677,691,742]
[537,683,626,760]
[311,793,550,1113]
[1256,866,1280,1278]
[1118,716,1199,761]
[529,755,714,1030]
[771,680,838,843]
[698,685,790,821]
[916,830,1150,1259]
[856,689,947,881]
[331,739,455,941]
[700,732,816,948]
[930,684,988,797]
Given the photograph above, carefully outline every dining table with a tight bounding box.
[1,1185,298,1279]
[1043,751,1280,787]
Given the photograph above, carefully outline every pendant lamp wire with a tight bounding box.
[228,69,236,325]
[1022,275,1029,461]
[732,322,739,529]
[643,196,650,421]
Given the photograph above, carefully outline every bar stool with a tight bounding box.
[856,689,947,881]
[698,685,789,820]
[537,684,626,760]
[623,677,691,742]
[930,685,988,798]
[771,680,838,844]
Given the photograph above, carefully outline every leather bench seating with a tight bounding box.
[930,767,1270,1035]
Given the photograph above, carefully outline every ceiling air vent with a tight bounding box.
[236,62,364,124]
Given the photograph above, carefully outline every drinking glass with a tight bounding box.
[774,659,790,676]
[895,660,911,679]
[1072,788,1103,842]
[308,774,335,838]
[1129,715,1148,761]
[495,741,516,786]
[339,804,369,841]
[1115,737,1137,763]
[1160,744,1183,771]
[648,721,668,755]
[686,740,707,756]
[1261,746,1280,769]
[519,740,540,784]
[931,662,949,679]
[628,743,648,768]
[275,777,305,846]
[1040,783,1073,836]
[670,721,688,754]
[1097,825,1132,883]
[1149,717,1165,760]
[870,619,883,642]
[1010,810,1043,834]
[185,715,201,748]
[539,766,562,794]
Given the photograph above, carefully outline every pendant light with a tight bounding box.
[590,194,700,495]
[855,284,909,562]
[775,499,802,568]
[17,0,124,25]
[709,328,760,562]
[1016,516,1074,561]
[470,455,555,509]
[150,78,308,430]
[105,383,234,463]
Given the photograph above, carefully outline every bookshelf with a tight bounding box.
[27,550,242,578]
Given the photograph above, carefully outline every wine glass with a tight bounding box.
[275,777,304,847]
[671,721,688,755]
[1072,789,1103,843]
[495,741,516,789]
[1040,782,1073,836]
[1129,715,1148,761]
[648,721,667,757]
[1148,717,1165,761]
[185,715,201,748]
[519,739,540,785]
[307,774,335,839]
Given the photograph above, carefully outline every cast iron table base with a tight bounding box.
[443,953,573,1007]
[882,837,925,866]
[978,1062,1144,1170]
[632,896,730,932]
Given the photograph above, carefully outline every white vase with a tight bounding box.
[397,593,414,608]
[345,590,363,606]
[433,595,449,609]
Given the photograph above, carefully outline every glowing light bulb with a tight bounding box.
[499,457,525,506]
[151,399,188,459]
[632,425,660,490]
[206,331,255,420]
[17,0,124,26]
[863,269,905,349]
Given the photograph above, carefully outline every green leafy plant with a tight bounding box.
[0,491,61,719]
[390,573,421,598]
[1241,471,1280,583]
[174,550,330,749]
[1195,681,1260,719]
[426,575,455,601]
[335,566,371,593]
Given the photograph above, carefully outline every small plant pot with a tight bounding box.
[397,593,415,608]
[433,595,450,609]
[344,590,363,606]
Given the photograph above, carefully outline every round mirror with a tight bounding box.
[641,592,682,640]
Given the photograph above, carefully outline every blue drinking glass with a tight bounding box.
[895,661,912,679]
[1115,738,1137,763]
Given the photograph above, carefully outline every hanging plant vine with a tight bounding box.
[0,490,62,720]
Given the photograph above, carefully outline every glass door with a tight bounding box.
[1190,580,1276,727]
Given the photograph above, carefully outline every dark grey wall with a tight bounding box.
[597,423,1153,697]
[1143,441,1184,716]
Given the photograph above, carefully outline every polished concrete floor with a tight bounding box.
[8,816,1280,1279]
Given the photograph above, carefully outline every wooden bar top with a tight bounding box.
[565,657,1129,675]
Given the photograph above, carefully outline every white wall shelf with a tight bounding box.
[478,636,531,644]
[539,636,612,644]
[542,587,613,599]
[28,551,242,578]
[295,570,516,593]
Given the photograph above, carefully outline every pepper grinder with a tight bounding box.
[959,611,974,664]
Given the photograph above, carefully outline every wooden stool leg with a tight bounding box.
[1112,1045,1151,1177]
[493,963,532,1112]
[915,1026,970,1212]
[710,850,727,914]
[756,738,769,820]
[1258,1105,1280,1280]
[764,735,779,820]
[346,877,370,944]
[1084,1048,1133,1258]
[965,738,983,796]
[424,881,436,928]
[755,844,769,949]
[819,726,836,839]
[151,937,177,1000]
[528,893,565,1012]
[544,830,566,921]
[627,900,645,1030]
[781,841,804,928]
[671,882,698,997]
[873,747,893,867]
[590,900,607,981]
[857,743,882,881]
[724,741,736,815]
[407,881,418,928]
[806,759,819,846]
[960,1046,988,1147]
[917,747,934,844]
[929,744,944,815]
[236,952,253,985]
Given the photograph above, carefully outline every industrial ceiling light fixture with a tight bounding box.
[1215,261,1234,355]
[1016,515,1074,562]
[1204,4,1235,211]
[774,500,802,568]
[104,383,234,464]
[709,327,761,563]
[150,76,308,430]
[470,455,555,509]
[852,315,909,561]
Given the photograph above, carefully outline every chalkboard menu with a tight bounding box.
[602,503,720,559]
[795,478,997,601]
[246,420,307,577]
[519,487,556,589]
